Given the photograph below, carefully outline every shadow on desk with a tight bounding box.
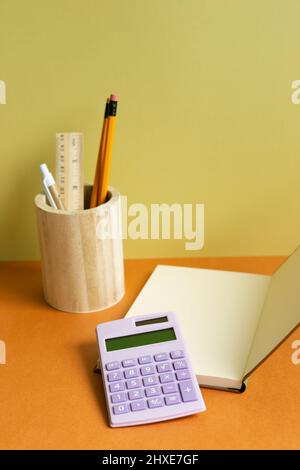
[77,342,109,426]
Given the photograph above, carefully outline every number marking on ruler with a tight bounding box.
[56,133,84,210]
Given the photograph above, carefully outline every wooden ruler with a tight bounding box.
[56,133,84,210]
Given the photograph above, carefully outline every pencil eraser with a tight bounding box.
[110,94,118,102]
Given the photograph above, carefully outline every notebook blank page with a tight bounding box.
[126,265,270,382]
[245,246,300,375]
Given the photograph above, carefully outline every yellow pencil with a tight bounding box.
[98,94,118,205]
[90,98,110,208]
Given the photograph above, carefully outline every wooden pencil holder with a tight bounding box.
[35,185,125,313]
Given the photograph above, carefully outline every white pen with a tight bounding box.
[40,163,64,210]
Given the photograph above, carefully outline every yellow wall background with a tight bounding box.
[1,0,300,260]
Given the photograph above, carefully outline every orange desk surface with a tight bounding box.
[0,257,299,450]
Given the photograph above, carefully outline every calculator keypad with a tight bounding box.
[131,400,147,412]
[126,378,142,389]
[178,380,198,402]
[122,358,136,368]
[140,365,155,376]
[173,359,188,370]
[165,393,181,405]
[111,392,127,404]
[145,386,161,397]
[113,403,130,415]
[105,351,198,415]
[124,367,139,379]
[148,397,164,408]
[157,362,171,373]
[109,381,125,393]
[170,350,184,359]
[176,370,191,381]
[128,389,145,400]
[106,361,120,371]
[159,372,175,384]
[154,353,168,362]
[162,383,178,394]
[107,371,123,382]
[143,375,158,386]
[138,355,152,365]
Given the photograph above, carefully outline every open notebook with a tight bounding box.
[125,247,300,392]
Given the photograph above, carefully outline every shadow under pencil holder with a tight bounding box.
[34,185,125,313]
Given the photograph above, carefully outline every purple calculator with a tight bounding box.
[96,312,206,427]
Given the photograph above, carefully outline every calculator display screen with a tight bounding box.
[105,328,176,352]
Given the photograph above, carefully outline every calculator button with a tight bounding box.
[159,372,175,384]
[110,392,127,404]
[109,381,125,393]
[154,353,168,362]
[147,397,164,409]
[131,400,147,412]
[145,386,161,397]
[126,378,142,390]
[173,360,188,370]
[176,370,191,381]
[165,393,181,406]
[143,375,158,387]
[170,350,184,359]
[113,403,130,415]
[178,380,198,402]
[138,355,152,365]
[122,358,137,368]
[105,361,120,371]
[124,367,139,379]
[140,365,155,376]
[162,383,178,394]
[156,362,171,373]
[128,389,145,400]
[107,371,123,382]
